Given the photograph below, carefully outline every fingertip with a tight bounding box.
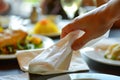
[60,32,66,39]
[60,29,69,39]
[71,41,82,51]
[71,45,79,51]
[71,34,89,50]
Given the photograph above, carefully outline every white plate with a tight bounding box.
[80,38,120,66]
[81,47,120,66]
[34,32,61,37]
[0,35,54,59]
[48,73,120,80]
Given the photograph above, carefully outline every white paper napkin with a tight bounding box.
[16,30,89,75]
[16,49,89,74]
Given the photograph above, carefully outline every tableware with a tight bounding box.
[9,15,69,37]
[27,24,61,37]
[80,38,120,66]
[36,32,61,37]
[48,73,120,80]
[60,0,82,19]
[1,73,120,80]
[0,34,54,60]
[26,19,72,37]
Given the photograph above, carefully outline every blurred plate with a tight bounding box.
[80,38,120,66]
[48,73,120,80]
[35,32,61,37]
[0,34,54,59]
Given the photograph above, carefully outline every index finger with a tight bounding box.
[60,23,80,39]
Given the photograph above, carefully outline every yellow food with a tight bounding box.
[0,27,3,32]
[27,36,42,44]
[33,19,59,35]
[105,44,120,60]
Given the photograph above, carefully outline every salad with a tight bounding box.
[104,44,120,60]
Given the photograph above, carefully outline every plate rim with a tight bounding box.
[34,32,61,37]
[69,73,120,80]
[0,34,54,60]
[70,73,120,80]
[27,23,61,37]
[49,73,120,80]
[81,47,120,66]
[81,38,120,66]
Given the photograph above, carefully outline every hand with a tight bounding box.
[61,4,115,50]
[61,0,120,50]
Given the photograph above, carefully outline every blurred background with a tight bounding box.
[0,0,108,18]
[0,0,120,78]
[0,0,120,32]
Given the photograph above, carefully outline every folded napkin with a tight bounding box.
[16,30,89,75]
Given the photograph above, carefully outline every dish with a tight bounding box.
[26,19,72,37]
[0,34,54,59]
[48,73,120,80]
[80,38,120,66]
[39,32,61,37]
[81,47,120,66]
[25,23,61,37]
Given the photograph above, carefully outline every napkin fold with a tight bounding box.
[16,30,89,75]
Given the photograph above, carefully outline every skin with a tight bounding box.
[61,0,120,50]
[0,0,10,14]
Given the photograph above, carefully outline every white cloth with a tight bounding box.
[16,30,89,75]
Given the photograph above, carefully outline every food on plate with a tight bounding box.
[32,19,59,35]
[0,29,43,54]
[94,44,110,51]
[104,44,120,60]
[0,27,3,32]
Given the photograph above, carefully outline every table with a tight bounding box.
[0,29,120,79]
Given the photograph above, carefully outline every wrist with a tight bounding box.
[103,0,120,22]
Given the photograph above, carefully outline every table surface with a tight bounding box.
[0,29,120,79]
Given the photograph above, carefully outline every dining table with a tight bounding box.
[0,28,120,80]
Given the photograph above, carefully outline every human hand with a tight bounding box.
[61,5,115,50]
